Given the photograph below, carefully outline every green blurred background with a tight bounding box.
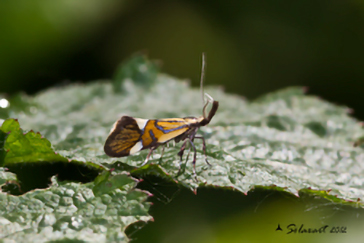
[2,0,364,118]
[1,0,364,242]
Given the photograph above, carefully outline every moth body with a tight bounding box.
[104,100,218,158]
[104,53,218,179]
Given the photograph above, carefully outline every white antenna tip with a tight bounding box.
[204,93,214,103]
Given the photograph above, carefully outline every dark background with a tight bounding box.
[1,0,364,119]
[1,1,364,242]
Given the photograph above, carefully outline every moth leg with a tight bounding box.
[160,145,165,159]
[185,148,191,164]
[177,140,188,175]
[177,140,188,160]
[194,136,211,166]
[188,139,198,181]
[140,147,155,167]
[156,145,166,165]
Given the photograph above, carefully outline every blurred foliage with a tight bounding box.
[1,0,364,119]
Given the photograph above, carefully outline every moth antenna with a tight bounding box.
[204,93,214,103]
[202,100,209,119]
[202,93,214,120]
[200,53,206,117]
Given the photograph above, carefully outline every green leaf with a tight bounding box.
[0,119,67,166]
[0,119,104,192]
[0,167,17,186]
[2,56,364,209]
[0,129,7,165]
[0,172,151,242]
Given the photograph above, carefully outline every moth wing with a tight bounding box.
[104,116,142,157]
[155,118,191,143]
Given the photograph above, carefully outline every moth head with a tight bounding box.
[200,93,219,126]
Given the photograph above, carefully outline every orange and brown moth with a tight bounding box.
[104,54,219,177]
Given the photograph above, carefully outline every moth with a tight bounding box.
[104,54,219,177]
